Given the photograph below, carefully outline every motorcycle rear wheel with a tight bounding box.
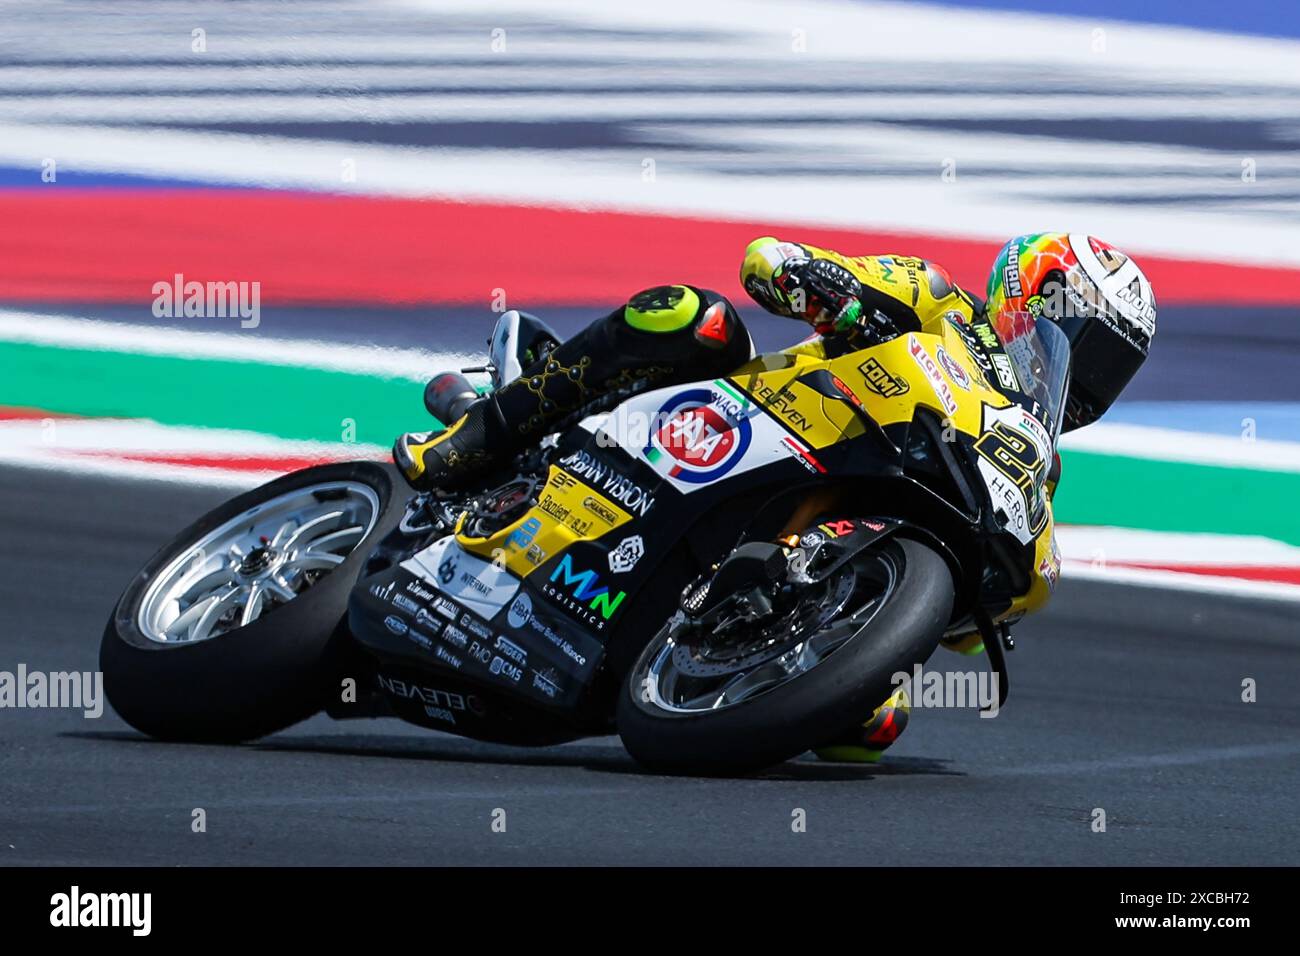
[100,461,405,743]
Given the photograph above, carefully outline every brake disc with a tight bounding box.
[671,570,856,678]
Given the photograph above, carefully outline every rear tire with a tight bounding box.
[616,537,953,775]
[100,461,405,743]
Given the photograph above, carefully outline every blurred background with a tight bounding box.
[2,0,1299,593]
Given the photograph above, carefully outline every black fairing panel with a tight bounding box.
[347,381,993,743]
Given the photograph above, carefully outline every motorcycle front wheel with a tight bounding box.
[100,460,405,743]
[616,537,954,775]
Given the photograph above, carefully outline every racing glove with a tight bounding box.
[741,238,864,336]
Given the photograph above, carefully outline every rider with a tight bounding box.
[393,232,1158,759]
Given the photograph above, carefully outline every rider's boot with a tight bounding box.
[394,285,751,492]
[812,685,911,763]
[393,397,509,492]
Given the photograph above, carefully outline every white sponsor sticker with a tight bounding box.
[975,403,1053,545]
[594,380,797,494]
[608,534,645,573]
[991,353,1019,391]
[401,536,520,621]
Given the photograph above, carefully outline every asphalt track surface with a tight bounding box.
[2,464,1298,866]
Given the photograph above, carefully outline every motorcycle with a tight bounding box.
[101,306,1066,774]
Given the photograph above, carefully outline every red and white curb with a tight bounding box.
[1057,525,1300,601]
[0,410,385,488]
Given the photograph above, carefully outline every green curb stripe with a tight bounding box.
[1055,450,1300,547]
[1,340,436,447]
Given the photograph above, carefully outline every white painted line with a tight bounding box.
[1061,422,1300,473]
[0,448,270,490]
[0,309,484,381]
[9,0,1300,81]
[0,413,388,459]
[1062,559,1300,603]
[3,91,1298,124]
[0,416,385,489]
[1056,524,1300,565]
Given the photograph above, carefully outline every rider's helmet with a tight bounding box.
[984,232,1156,432]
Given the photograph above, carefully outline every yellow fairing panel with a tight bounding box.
[736,324,1059,616]
[1009,505,1060,617]
[456,465,632,578]
[728,355,866,449]
[731,324,1005,448]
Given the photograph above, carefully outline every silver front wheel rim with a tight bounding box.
[137,480,381,645]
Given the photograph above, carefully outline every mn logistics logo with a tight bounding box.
[543,554,626,630]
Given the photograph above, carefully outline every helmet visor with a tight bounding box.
[1062,314,1147,427]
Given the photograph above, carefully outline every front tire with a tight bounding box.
[100,461,406,743]
[616,537,953,775]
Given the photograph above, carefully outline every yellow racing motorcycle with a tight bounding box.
[101,308,1066,774]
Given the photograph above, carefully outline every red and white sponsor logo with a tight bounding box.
[935,346,972,391]
[907,335,959,416]
[780,435,826,474]
[1039,531,1063,592]
[1039,556,1060,592]
[658,405,737,470]
[644,385,755,486]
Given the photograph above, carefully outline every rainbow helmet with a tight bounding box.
[985,232,1156,431]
